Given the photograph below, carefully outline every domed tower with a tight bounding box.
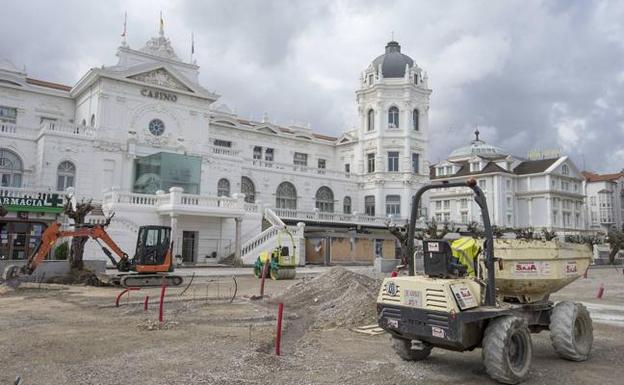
[353,41,431,219]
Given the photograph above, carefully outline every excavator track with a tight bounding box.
[113,274,184,288]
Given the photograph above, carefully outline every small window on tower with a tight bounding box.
[388,106,399,129]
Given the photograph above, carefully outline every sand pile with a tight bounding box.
[273,266,380,328]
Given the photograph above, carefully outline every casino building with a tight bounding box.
[0,24,431,264]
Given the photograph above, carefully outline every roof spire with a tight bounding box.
[474,128,480,141]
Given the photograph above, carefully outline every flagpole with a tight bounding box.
[191,32,195,63]
[121,11,127,46]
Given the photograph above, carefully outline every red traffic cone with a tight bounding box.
[596,283,604,299]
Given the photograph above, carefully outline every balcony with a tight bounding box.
[39,121,94,137]
[101,187,258,218]
[0,122,17,134]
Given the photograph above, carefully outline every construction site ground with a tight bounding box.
[1,266,623,385]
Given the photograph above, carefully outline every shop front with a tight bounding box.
[0,191,64,260]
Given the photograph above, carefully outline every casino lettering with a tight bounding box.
[141,88,178,102]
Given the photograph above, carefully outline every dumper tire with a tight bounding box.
[550,301,593,361]
[482,316,532,384]
[391,337,432,361]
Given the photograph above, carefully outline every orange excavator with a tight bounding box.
[2,219,183,287]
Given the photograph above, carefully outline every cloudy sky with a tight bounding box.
[1,0,623,172]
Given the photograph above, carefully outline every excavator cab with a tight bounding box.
[134,226,171,266]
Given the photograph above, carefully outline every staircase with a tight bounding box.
[240,208,305,265]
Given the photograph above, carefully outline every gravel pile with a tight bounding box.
[274,266,380,329]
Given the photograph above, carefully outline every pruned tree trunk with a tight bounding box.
[63,197,93,270]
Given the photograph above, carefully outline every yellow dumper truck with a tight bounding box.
[377,180,593,384]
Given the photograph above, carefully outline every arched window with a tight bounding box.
[343,196,352,214]
[217,178,230,197]
[241,176,255,203]
[315,186,334,213]
[388,106,399,128]
[90,114,95,127]
[0,148,23,187]
[367,109,375,132]
[81,119,86,126]
[276,182,297,209]
[412,109,419,131]
[56,161,76,191]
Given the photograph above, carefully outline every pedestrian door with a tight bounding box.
[181,231,198,263]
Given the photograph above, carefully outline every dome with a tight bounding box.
[371,41,414,78]
[448,130,509,160]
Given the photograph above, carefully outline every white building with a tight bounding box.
[583,171,624,233]
[429,131,586,233]
[0,26,430,264]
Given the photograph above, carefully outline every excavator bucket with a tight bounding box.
[1,264,24,287]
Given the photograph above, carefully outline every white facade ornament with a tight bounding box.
[139,35,181,61]
[130,69,189,91]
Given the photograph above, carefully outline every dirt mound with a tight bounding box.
[46,268,102,286]
[273,266,380,329]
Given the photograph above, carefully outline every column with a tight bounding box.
[234,217,242,263]
[170,214,179,257]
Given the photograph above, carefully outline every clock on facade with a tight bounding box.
[148,119,165,136]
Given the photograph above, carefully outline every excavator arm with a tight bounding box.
[8,222,130,279]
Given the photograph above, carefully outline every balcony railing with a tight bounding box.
[272,207,396,227]
[100,189,400,227]
[0,122,17,134]
[247,158,351,179]
[40,121,94,137]
[102,188,257,217]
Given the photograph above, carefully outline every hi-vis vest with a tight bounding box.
[450,237,481,276]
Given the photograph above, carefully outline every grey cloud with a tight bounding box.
[0,0,622,172]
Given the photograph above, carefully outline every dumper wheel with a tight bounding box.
[391,337,432,361]
[482,316,532,384]
[550,301,593,361]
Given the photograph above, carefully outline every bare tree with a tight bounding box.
[63,197,93,270]
[606,226,624,265]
